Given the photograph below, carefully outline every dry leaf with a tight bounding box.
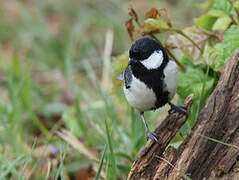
[144,8,158,19]
[125,18,135,41]
[143,17,170,34]
[129,8,138,22]
[76,165,96,180]
[166,26,209,62]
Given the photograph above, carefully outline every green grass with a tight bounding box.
[95,144,106,180]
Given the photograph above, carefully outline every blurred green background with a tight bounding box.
[0,0,203,179]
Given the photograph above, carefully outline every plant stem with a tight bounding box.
[196,65,210,120]
[30,111,52,140]
[235,8,239,22]
[150,34,186,72]
[230,15,238,25]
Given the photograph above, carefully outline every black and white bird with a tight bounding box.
[119,37,186,144]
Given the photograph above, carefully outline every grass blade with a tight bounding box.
[200,135,239,149]
[105,119,117,180]
[74,98,88,139]
[95,145,107,180]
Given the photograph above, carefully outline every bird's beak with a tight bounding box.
[128,58,137,65]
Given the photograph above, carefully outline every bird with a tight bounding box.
[118,37,186,144]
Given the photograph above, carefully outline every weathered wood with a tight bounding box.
[127,51,239,180]
[127,94,195,179]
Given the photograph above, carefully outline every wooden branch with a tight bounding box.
[128,50,239,180]
[127,94,195,179]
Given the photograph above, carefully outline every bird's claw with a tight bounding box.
[146,131,160,144]
[168,102,187,115]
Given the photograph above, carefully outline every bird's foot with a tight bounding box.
[168,102,187,115]
[146,130,160,145]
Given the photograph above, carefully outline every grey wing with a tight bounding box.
[124,65,132,89]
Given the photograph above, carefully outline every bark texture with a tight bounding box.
[127,51,239,180]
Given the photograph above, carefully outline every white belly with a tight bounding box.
[123,75,157,112]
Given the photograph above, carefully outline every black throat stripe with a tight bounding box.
[131,58,170,109]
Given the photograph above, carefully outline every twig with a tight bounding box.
[101,30,114,90]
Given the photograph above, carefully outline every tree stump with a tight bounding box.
[127,51,239,180]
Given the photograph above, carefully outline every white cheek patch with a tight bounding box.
[141,50,163,69]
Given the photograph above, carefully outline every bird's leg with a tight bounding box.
[168,101,187,115]
[140,112,160,144]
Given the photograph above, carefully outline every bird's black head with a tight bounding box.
[129,37,165,61]
[128,37,169,70]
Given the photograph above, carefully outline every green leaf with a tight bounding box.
[222,25,239,61]
[114,151,133,162]
[194,14,217,31]
[202,25,239,71]
[178,64,215,125]
[112,52,129,93]
[203,44,225,72]
[178,67,214,100]
[197,0,218,9]
[212,16,232,30]
[208,9,228,17]
[234,0,239,8]
[117,164,131,174]
[112,51,129,75]
[169,141,183,148]
[143,17,170,33]
[207,9,232,31]
[62,108,81,136]
[211,0,235,15]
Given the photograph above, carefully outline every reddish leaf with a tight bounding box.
[129,8,142,28]
[144,8,158,19]
[125,18,135,41]
[129,8,138,22]
[61,90,74,106]
[215,33,224,41]
[76,165,96,180]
